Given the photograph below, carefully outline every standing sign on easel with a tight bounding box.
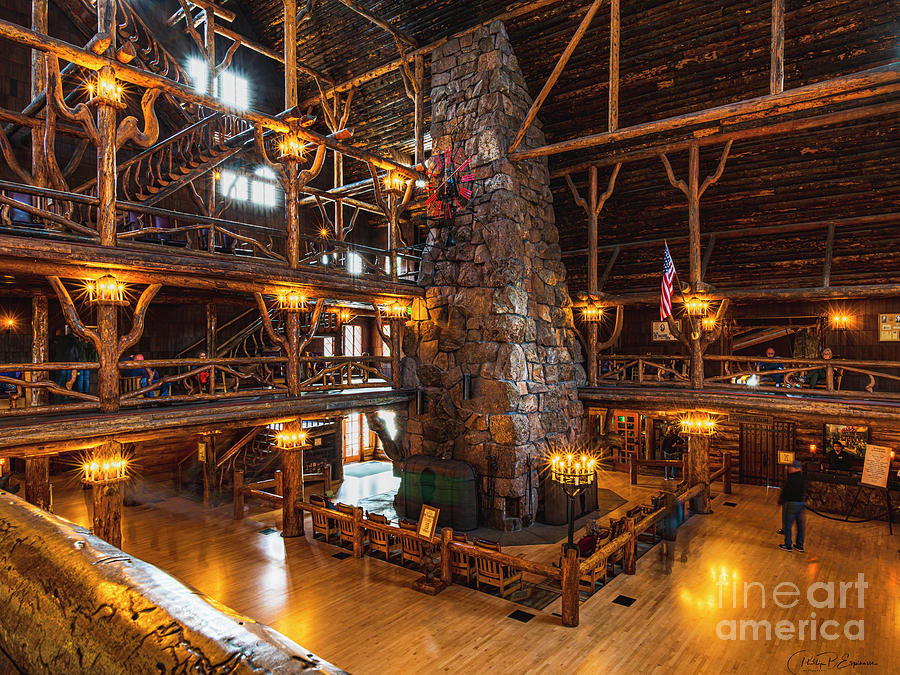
[861,445,893,488]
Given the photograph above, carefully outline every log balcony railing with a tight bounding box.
[0,355,393,417]
[593,354,900,400]
[0,180,422,281]
[229,466,733,628]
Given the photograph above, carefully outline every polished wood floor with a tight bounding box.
[51,471,898,674]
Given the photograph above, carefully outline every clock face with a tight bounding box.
[424,147,475,219]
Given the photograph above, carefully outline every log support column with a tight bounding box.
[27,295,48,407]
[91,480,124,548]
[686,434,711,514]
[560,546,580,627]
[280,447,303,537]
[97,303,119,412]
[24,456,50,511]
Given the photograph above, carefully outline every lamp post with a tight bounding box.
[548,450,597,550]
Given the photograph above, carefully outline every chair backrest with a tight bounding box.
[310,494,325,506]
[399,519,416,531]
[474,538,501,552]
[336,503,356,535]
[473,539,503,577]
[367,512,388,524]
[336,503,354,515]
[452,532,468,543]
[122,376,141,394]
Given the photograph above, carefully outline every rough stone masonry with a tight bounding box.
[400,20,585,530]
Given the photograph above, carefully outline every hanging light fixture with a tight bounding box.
[383,170,408,195]
[679,412,719,436]
[278,133,305,160]
[683,297,710,317]
[86,66,124,108]
[86,274,127,305]
[275,423,308,451]
[276,289,307,312]
[381,302,409,321]
[581,304,604,323]
[701,315,717,331]
[81,449,129,484]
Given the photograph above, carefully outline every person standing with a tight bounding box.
[778,460,806,553]
[825,439,855,472]
[661,425,684,480]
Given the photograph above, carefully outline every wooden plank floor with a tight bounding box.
[50,473,898,674]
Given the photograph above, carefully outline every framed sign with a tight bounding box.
[861,445,892,488]
[416,504,440,540]
[652,320,679,342]
[824,424,868,457]
[778,451,795,465]
[879,314,900,342]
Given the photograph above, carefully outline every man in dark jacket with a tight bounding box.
[778,460,806,552]
[825,440,855,472]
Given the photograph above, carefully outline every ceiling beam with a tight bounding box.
[336,0,417,47]
[510,61,900,161]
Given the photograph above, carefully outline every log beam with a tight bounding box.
[511,62,900,161]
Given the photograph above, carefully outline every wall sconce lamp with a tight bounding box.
[86,274,127,305]
[86,66,124,108]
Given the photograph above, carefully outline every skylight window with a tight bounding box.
[219,170,248,202]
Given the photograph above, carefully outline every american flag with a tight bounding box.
[660,243,676,320]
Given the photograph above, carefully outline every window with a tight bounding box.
[251,180,278,208]
[347,251,363,276]
[219,170,248,201]
[343,324,362,357]
[188,58,249,109]
[218,71,248,109]
[343,413,369,462]
[381,324,391,357]
[322,336,334,358]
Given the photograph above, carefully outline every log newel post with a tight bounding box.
[280,446,303,538]
[28,295,48,407]
[686,434,711,514]
[352,507,364,557]
[560,546,580,627]
[24,456,51,511]
[624,516,636,574]
[723,452,732,494]
[440,527,453,587]
[233,468,244,520]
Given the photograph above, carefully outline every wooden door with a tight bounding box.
[342,413,369,464]
[612,411,641,471]
[739,420,795,486]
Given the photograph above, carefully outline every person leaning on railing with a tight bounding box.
[806,347,833,389]
[757,346,784,385]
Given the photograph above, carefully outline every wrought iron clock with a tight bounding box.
[424,147,475,219]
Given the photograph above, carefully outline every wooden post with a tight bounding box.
[91,481,124,548]
[440,527,453,587]
[608,0,619,132]
[629,456,638,485]
[352,507,364,557]
[560,546,579,627]
[414,54,425,166]
[28,295,48,407]
[283,0,301,270]
[686,434,711,513]
[274,469,283,496]
[391,318,402,388]
[96,303,119,412]
[281,448,303,537]
[644,415,654,460]
[201,435,216,506]
[587,165,599,386]
[286,311,301,396]
[24,456,51,511]
[826,364,834,391]
[723,452,732,494]
[624,517,636,574]
[770,0,785,95]
[233,468,244,519]
[95,0,118,246]
[31,0,48,190]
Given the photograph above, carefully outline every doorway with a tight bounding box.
[739,420,795,486]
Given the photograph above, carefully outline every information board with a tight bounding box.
[861,445,893,488]
[879,314,900,342]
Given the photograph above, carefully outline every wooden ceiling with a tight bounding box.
[162,1,899,296]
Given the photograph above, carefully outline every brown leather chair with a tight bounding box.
[473,538,522,599]
[398,519,425,569]
[366,512,400,560]
[309,494,338,542]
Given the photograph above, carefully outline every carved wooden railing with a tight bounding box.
[0,361,99,413]
[589,354,900,399]
[596,355,690,384]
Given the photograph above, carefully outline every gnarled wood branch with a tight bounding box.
[254,292,288,352]
[297,299,326,354]
[46,276,101,353]
[118,283,163,358]
[372,303,390,347]
[699,140,734,197]
[116,88,161,149]
[47,57,98,146]
[700,298,731,350]
[596,305,624,351]
[595,163,622,217]
[659,152,687,196]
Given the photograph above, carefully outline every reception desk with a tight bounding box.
[804,464,899,521]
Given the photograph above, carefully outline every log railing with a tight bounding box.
[589,354,900,399]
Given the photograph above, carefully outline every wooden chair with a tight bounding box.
[309,494,338,542]
[398,519,425,569]
[473,538,522,599]
[578,527,611,594]
[122,376,142,395]
[366,512,400,560]
[607,517,627,574]
[336,503,360,550]
[449,532,473,584]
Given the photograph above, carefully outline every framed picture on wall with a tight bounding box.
[651,320,680,342]
[823,424,869,457]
